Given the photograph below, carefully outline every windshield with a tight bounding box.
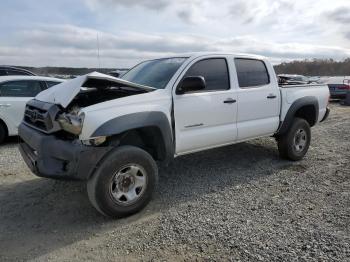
[122,57,187,89]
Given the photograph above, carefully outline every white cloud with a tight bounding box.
[327,6,350,24]
[85,0,170,10]
[1,0,350,67]
[1,24,350,67]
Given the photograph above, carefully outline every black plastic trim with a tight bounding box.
[92,111,174,162]
[23,99,62,134]
[19,123,112,180]
[276,96,319,135]
[320,107,330,122]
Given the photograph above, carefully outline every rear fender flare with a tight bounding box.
[277,96,319,135]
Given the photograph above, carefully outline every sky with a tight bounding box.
[1,0,350,68]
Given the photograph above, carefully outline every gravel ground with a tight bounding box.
[0,103,349,261]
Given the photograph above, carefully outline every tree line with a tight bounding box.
[14,57,350,77]
[274,58,350,76]
[18,66,126,77]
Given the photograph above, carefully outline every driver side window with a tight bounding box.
[184,58,230,91]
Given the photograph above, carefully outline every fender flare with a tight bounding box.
[277,96,319,135]
[92,111,174,162]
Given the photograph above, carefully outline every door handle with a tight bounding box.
[223,98,237,104]
[267,94,277,99]
[0,104,11,108]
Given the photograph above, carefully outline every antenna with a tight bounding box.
[97,33,101,69]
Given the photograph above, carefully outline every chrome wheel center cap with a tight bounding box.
[110,164,148,206]
[118,175,135,192]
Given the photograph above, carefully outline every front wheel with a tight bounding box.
[87,146,158,218]
[277,117,311,161]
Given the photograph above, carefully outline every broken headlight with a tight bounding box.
[81,136,107,146]
[57,112,85,135]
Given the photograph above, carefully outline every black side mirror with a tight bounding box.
[109,72,120,78]
[176,76,206,95]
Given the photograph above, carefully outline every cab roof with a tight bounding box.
[163,52,267,60]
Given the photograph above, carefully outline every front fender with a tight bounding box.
[91,111,174,161]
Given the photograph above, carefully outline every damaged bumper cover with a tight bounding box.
[18,123,111,180]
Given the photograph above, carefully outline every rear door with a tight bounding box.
[234,58,280,140]
[174,57,238,154]
[0,80,45,133]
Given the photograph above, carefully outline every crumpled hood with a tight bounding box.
[35,72,155,108]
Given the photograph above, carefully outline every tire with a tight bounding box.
[277,117,311,161]
[0,122,7,145]
[87,146,158,218]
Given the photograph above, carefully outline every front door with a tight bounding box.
[174,58,238,154]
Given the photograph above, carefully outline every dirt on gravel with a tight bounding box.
[0,103,349,261]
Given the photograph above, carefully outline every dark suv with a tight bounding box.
[0,66,36,76]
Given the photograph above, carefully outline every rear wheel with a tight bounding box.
[87,146,158,218]
[277,117,311,161]
[0,122,7,144]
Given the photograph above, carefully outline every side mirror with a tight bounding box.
[109,72,120,78]
[176,76,206,95]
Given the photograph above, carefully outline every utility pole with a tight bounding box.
[97,33,101,69]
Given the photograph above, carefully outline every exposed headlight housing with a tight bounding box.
[81,136,107,146]
[57,112,85,135]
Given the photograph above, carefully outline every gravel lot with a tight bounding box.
[0,103,349,261]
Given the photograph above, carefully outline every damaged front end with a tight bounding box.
[23,100,85,139]
[19,72,156,180]
[57,111,84,136]
[23,72,155,138]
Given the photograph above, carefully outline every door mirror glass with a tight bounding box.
[176,76,206,95]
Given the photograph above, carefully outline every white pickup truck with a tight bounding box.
[18,53,330,218]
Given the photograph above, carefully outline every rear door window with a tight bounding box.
[0,80,44,97]
[234,58,270,88]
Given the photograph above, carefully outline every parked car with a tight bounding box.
[0,76,64,143]
[18,53,330,218]
[278,74,310,85]
[0,66,36,76]
[325,76,350,99]
[316,76,330,84]
[308,76,321,83]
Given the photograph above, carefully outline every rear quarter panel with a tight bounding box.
[280,84,330,123]
[0,112,17,135]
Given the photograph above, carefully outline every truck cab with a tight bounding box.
[18,53,330,218]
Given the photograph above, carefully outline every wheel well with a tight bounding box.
[108,127,167,161]
[294,105,317,127]
[0,118,8,136]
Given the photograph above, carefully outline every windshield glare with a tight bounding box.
[121,57,187,89]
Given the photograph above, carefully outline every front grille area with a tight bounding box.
[23,99,62,134]
[24,105,53,131]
